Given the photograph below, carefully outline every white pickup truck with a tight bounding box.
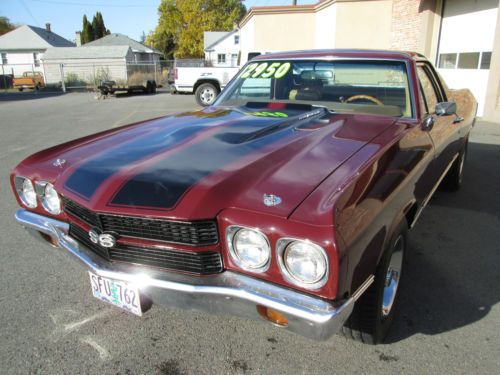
[170,63,239,106]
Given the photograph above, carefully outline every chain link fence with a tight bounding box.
[1,60,174,92]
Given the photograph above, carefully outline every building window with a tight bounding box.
[33,53,40,67]
[480,52,492,70]
[1,53,7,65]
[234,35,239,45]
[457,52,480,69]
[438,53,456,69]
[217,54,226,64]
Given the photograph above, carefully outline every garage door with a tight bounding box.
[437,0,498,116]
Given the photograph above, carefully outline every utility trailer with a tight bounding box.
[98,62,160,96]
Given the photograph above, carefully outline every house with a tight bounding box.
[0,24,74,77]
[204,30,240,67]
[42,45,134,86]
[82,33,161,63]
[238,0,500,122]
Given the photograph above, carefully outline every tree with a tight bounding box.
[80,12,110,44]
[81,15,93,44]
[0,16,16,36]
[151,0,246,58]
[140,31,146,43]
[145,30,176,59]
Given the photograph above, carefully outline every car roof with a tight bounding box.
[253,49,427,62]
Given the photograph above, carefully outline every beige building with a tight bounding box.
[239,0,500,122]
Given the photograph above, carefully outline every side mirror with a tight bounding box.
[435,101,457,116]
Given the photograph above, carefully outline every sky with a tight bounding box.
[1,0,317,43]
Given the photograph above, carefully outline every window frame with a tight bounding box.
[217,53,226,64]
[417,62,446,115]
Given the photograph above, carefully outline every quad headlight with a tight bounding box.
[278,239,328,289]
[14,176,38,208]
[41,182,61,215]
[227,226,271,272]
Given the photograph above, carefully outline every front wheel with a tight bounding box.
[342,219,407,344]
[195,83,219,107]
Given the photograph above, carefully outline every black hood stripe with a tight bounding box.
[64,110,247,199]
[109,107,328,209]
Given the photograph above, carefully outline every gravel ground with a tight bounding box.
[0,91,498,375]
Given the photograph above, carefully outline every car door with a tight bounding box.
[416,63,461,181]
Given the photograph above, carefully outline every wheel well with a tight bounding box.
[194,79,220,93]
[404,201,419,229]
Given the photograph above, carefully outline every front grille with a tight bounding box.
[63,197,100,228]
[62,197,219,246]
[69,224,223,274]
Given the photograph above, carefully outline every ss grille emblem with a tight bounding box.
[89,229,116,248]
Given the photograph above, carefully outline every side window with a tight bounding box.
[417,66,439,114]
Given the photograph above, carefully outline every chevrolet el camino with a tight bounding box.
[11,50,477,344]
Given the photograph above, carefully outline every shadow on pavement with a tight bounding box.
[0,91,65,102]
[387,141,500,343]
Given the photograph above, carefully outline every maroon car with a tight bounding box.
[11,50,477,344]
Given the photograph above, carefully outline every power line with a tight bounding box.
[30,0,157,8]
[19,0,41,26]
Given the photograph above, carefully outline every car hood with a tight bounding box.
[18,104,397,220]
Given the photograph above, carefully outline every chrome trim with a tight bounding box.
[226,225,271,273]
[276,238,329,290]
[15,209,364,341]
[411,153,459,228]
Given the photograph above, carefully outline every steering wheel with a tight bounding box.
[345,95,384,106]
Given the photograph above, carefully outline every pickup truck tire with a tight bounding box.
[342,219,408,344]
[195,83,219,107]
[442,140,467,191]
[18,88,23,92]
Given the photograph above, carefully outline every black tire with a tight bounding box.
[195,83,219,107]
[342,219,408,344]
[35,84,40,91]
[18,88,23,92]
[151,81,157,94]
[144,81,152,94]
[442,141,467,191]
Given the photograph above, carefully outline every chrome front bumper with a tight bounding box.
[15,209,369,340]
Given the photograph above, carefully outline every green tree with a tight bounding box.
[0,16,16,36]
[81,15,93,44]
[145,30,176,59]
[151,0,246,58]
[81,12,110,44]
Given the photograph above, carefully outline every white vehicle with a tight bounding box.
[170,63,239,106]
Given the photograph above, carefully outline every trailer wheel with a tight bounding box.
[195,83,219,106]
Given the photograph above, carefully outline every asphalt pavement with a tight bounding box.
[0,90,498,374]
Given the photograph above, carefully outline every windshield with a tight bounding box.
[215,59,413,117]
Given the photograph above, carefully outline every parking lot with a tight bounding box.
[0,91,499,374]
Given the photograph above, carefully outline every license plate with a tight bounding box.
[88,272,142,316]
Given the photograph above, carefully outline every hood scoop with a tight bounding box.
[217,104,329,144]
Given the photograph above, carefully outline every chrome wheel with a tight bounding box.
[458,152,465,184]
[381,235,404,317]
[199,87,216,105]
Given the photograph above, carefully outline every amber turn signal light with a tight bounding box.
[256,305,288,327]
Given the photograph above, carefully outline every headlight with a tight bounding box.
[41,183,61,215]
[14,176,37,208]
[278,240,328,289]
[227,226,270,272]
